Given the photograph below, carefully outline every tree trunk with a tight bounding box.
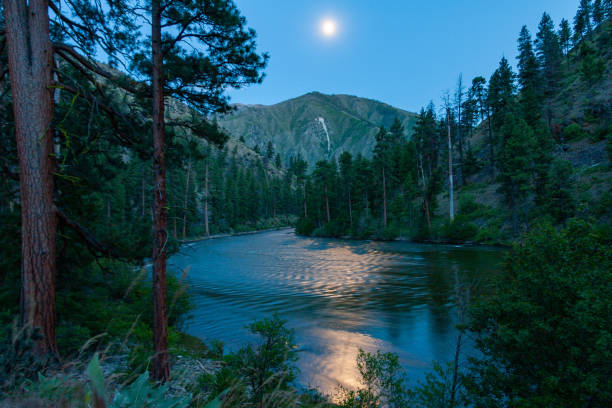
[447,109,455,221]
[324,185,330,223]
[141,174,146,217]
[418,153,431,229]
[302,182,307,218]
[204,161,210,237]
[511,195,518,237]
[382,167,387,227]
[182,159,191,239]
[4,0,58,355]
[457,120,465,187]
[151,0,169,382]
[348,189,353,228]
[487,110,495,179]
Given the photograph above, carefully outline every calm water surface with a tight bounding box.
[170,229,504,393]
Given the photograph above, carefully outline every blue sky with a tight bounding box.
[226,0,578,112]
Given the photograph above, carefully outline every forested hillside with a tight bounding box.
[217,92,418,165]
[296,10,612,243]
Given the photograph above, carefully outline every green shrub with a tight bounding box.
[295,217,316,236]
[201,315,299,407]
[0,326,48,397]
[562,123,584,141]
[466,220,612,407]
[335,349,408,408]
[441,215,478,242]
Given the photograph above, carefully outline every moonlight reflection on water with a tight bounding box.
[170,229,503,394]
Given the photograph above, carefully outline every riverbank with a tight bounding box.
[181,225,295,244]
[300,230,511,248]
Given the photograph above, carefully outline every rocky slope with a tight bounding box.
[217,92,418,166]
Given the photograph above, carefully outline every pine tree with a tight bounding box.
[558,19,572,66]
[543,160,576,223]
[454,75,466,185]
[487,57,516,172]
[339,152,354,228]
[535,13,562,126]
[274,153,282,168]
[472,76,495,176]
[517,26,541,127]
[266,141,275,161]
[593,0,604,25]
[130,0,267,381]
[498,113,536,235]
[373,126,391,227]
[413,105,440,229]
[574,0,593,42]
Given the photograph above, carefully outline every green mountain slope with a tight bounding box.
[217,92,418,166]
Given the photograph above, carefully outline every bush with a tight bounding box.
[200,315,299,407]
[441,215,478,242]
[295,217,316,236]
[466,220,612,407]
[335,349,408,408]
[0,326,48,397]
[562,123,584,141]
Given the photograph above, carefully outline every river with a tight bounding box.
[170,229,504,394]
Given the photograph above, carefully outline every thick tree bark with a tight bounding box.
[141,172,146,217]
[324,185,330,223]
[382,167,387,228]
[418,153,431,229]
[348,189,353,228]
[302,182,307,218]
[182,159,191,239]
[151,0,169,383]
[4,0,57,355]
[447,110,455,221]
[204,161,209,237]
[487,110,495,179]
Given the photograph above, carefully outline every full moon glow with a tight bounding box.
[321,19,337,37]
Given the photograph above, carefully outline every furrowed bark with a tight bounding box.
[151,0,169,382]
[447,109,455,221]
[4,0,58,355]
[182,158,191,239]
[204,160,209,237]
[324,184,330,223]
[382,167,387,227]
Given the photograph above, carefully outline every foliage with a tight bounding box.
[412,362,464,408]
[335,350,408,408]
[111,371,191,408]
[199,315,299,407]
[441,215,479,242]
[466,220,612,407]
[0,326,48,397]
[542,159,576,223]
[563,122,585,141]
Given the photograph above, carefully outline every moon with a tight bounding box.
[321,19,337,37]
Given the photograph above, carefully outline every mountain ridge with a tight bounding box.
[218,91,418,166]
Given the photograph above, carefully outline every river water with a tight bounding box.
[170,229,504,394]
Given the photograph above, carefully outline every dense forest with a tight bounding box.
[296,4,612,243]
[0,0,611,407]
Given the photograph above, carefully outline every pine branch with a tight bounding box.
[53,80,139,147]
[55,206,116,257]
[54,44,146,96]
[49,1,91,35]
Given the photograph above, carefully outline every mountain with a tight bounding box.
[217,92,418,166]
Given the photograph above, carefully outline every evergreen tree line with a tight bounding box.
[297,1,611,241]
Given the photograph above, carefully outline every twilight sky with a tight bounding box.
[226,0,578,112]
